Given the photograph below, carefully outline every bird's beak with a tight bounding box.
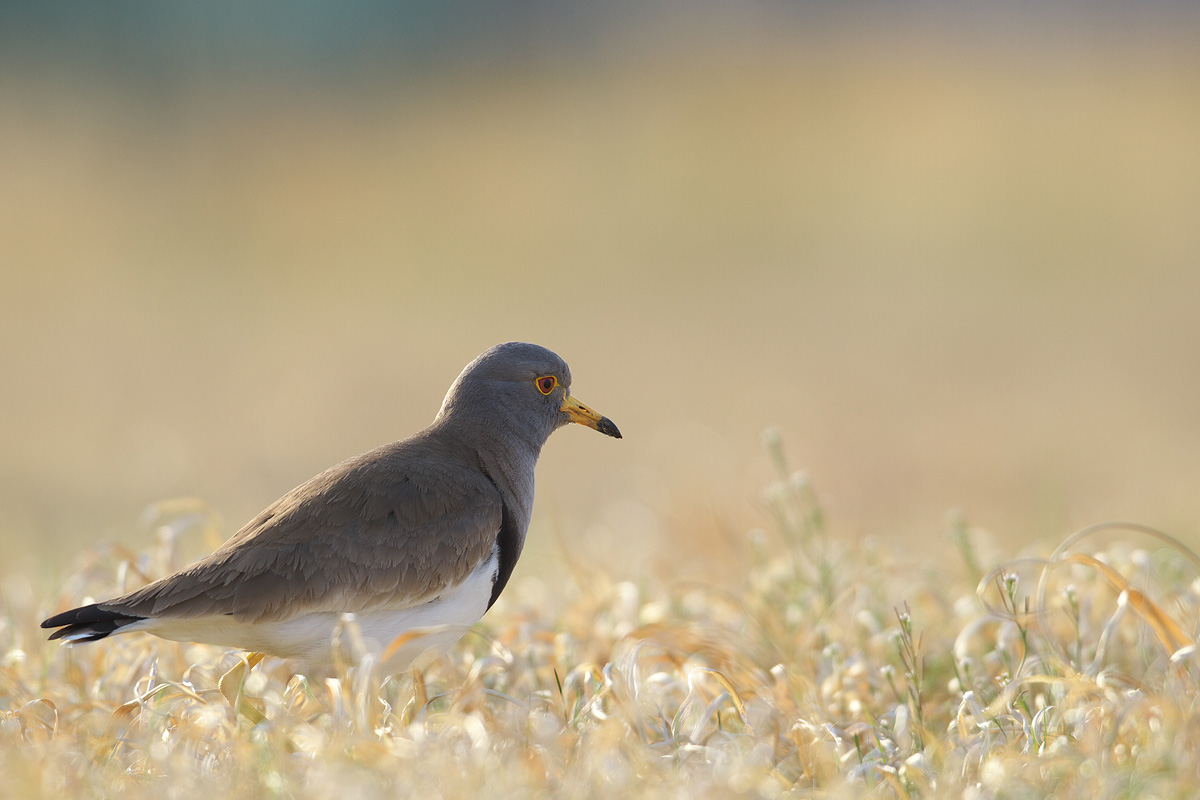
[561,394,622,439]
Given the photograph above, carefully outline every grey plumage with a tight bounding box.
[42,342,620,663]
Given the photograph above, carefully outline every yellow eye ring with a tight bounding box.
[535,375,558,395]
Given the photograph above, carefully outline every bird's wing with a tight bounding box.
[96,442,503,624]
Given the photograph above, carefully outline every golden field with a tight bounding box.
[8,446,1200,798]
[3,9,1200,797]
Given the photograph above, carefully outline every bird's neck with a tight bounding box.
[432,410,544,531]
[476,446,535,533]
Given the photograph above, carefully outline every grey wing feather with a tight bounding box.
[98,441,503,624]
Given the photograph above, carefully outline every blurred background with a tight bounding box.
[3,2,1199,589]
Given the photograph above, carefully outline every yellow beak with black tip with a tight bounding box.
[561,394,622,439]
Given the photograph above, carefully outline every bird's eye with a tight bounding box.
[535,375,558,395]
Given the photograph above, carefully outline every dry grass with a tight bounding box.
[6,435,1200,799]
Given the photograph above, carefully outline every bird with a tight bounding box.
[42,342,621,667]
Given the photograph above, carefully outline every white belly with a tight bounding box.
[130,550,498,668]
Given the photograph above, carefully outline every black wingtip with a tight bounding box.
[43,602,112,628]
[42,603,145,643]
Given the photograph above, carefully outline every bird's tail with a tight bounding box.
[41,604,146,644]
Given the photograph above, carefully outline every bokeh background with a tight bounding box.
[3,2,1199,590]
